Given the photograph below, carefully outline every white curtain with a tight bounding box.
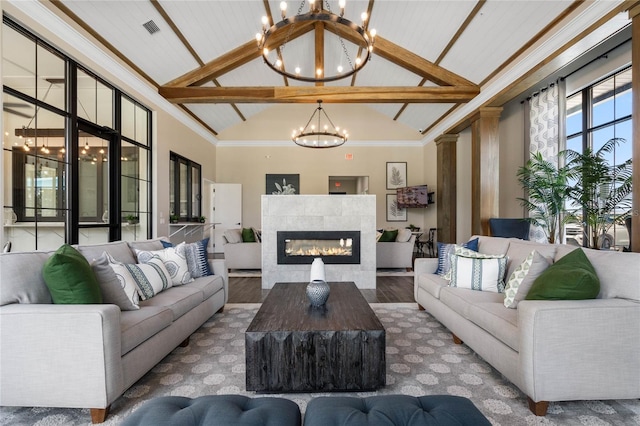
[524,80,566,243]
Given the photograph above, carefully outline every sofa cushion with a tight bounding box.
[435,237,478,276]
[467,302,519,351]
[92,252,139,310]
[581,249,640,302]
[378,229,398,242]
[526,248,600,301]
[223,229,242,244]
[439,287,504,320]
[503,250,550,308]
[138,286,204,321]
[189,275,225,300]
[108,254,173,300]
[417,273,449,299]
[0,251,53,305]
[42,244,103,304]
[474,235,510,255]
[396,228,412,242]
[128,238,167,253]
[504,240,557,282]
[448,254,507,293]
[242,227,256,242]
[135,243,194,286]
[120,306,173,355]
[78,240,136,264]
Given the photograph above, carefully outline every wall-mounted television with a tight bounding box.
[396,185,432,208]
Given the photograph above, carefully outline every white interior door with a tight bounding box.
[212,183,242,253]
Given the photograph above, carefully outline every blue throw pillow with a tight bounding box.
[161,238,212,277]
[435,237,479,276]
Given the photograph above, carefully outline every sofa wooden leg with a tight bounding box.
[452,333,463,344]
[417,304,425,311]
[179,336,190,347]
[527,398,549,416]
[216,305,224,314]
[90,406,110,423]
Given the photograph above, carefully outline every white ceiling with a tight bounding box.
[14,1,634,142]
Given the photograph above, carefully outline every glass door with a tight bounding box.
[77,123,113,245]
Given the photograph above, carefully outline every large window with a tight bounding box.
[2,17,152,251]
[169,152,201,221]
[565,66,633,249]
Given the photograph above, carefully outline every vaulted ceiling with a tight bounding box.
[46,0,632,143]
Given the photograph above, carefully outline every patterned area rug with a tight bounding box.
[2,303,639,425]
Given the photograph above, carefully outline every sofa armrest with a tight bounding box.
[414,258,438,276]
[0,303,123,409]
[517,298,640,402]
[209,259,229,304]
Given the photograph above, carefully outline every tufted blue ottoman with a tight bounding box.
[121,395,301,426]
[303,395,491,426]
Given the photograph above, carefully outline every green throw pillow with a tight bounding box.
[242,227,256,242]
[525,248,599,301]
[42,244,103,304]
[378,229,398,242]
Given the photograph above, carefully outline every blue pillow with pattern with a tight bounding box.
[161,238,212,277]
[434,237,479,276]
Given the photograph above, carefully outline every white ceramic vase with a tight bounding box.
[309,257,325,282]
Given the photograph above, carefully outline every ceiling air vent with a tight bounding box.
[142,20,160,35]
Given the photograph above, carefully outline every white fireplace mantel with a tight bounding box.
[261,195,376,289]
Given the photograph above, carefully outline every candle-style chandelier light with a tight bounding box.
[256,0,376,83]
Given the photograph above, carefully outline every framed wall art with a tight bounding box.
[386,162,407,189]
[266,174,299,195]
[386,194,407,222]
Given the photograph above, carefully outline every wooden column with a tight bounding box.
[631,2,640,252]
[471,107,502,236]
[436,134,458,243]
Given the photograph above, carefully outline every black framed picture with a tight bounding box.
[386,194,407,222]
[266,174,299,195]
[386,162,407,189]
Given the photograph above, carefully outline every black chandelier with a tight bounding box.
[292,101,347,148]
[256,0,376,83]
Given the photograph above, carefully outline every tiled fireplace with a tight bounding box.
[262,195,376,289]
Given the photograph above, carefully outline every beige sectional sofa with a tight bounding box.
[414,236,640,415]
[0,238,228,423]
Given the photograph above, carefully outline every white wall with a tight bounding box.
[216,144,437,233]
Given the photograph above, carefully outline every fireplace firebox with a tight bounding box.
[277,231,361,264]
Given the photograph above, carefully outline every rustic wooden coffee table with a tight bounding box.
[245,281,385,392]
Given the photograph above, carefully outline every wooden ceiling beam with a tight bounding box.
[324,25,477,88]
[165,22,315,88]
[159,85,480,104]
[315,22,324,86]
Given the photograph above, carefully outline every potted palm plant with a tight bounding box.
[516,152,572,244]
[564,138,633,249]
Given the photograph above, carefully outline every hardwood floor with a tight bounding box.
[227,275,415,304]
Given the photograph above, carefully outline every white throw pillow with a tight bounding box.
[135,243,193,286]
[224,229,243,244]
[449,253,508,293]
[107,253,172,300]
[92,252,139,310]
[443,247,505,281]
[396,228,412,242]
[503,250,550,308]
